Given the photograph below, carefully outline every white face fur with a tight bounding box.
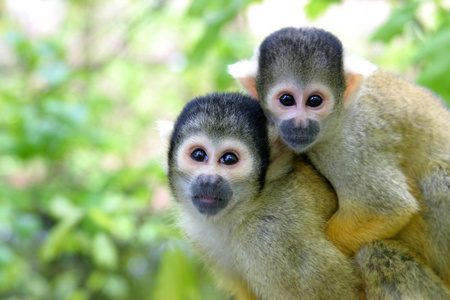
[176,134,254,181]
[265,79,336,127]
[172,133,258,218]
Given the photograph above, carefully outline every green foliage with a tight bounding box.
[188,0,262,59]
[153,243,199,300]
[373,0,450,102]
[304,0,342,20]
[371,2,421,43]
[0,0,254,298]
[414,17,450,100]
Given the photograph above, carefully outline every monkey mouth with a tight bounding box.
[197,195,221,204]
[282,134,315,149]
[279,119,320,151]
[192,195,229,215]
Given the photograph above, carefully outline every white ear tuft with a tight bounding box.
[156,120,175,174]
[228,47,259,80]
[228,59,258,80]
[343,51,378,77]
[156,120,175,143]
[228,48,260,100]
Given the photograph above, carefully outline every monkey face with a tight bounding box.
[167,93,269,218]
[170,135,260,216]
[263,80,335,152]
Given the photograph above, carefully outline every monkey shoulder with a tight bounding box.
[333,70,448,156]
[359,71,450,158]
[358,70,448,120]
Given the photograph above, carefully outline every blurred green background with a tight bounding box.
[0,0,449,299]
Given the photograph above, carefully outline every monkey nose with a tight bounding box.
[197,174,222,186]
[291,118,308,128]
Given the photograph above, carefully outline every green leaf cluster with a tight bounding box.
[371,0,450,102]
[0,0,261,298]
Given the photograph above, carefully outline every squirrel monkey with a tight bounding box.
[229,27,450,283]
[165,92,362,299]
[162,92,450,299]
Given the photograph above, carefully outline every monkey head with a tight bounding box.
[167,93,270,217]
[229,27,348,153]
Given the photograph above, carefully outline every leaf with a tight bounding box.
[371,2,420,43]
[110,215,135,240]
[92,233,118,270]
[40,211,83,262]
[187,0,210,17]
[102,275,129,298]
[413,26,450,102]
[153,243,200,300]
[188,0,262,63]
[304,0,342,20]
[66,290,89,300]
[88,208,112,231]
[414,27,450,61]
[49,195,83,220]
[87,270,105,292]
[416,53,450,102]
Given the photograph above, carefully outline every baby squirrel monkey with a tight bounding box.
[162,92,450,299]
[229,27,450,283]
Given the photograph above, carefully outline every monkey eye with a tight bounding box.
[219,152,239,165]
[279,94,296,107]
[191,149,208,162]
[306,95,323,107]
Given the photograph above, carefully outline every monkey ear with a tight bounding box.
[228,49,259,100]
[156,120,175,173]
[343,54,377,107]
[343,73,363,106]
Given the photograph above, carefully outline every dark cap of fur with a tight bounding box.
[168,92,270,189]
[256,27,346,104]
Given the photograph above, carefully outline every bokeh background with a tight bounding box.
[0,0,449,299]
